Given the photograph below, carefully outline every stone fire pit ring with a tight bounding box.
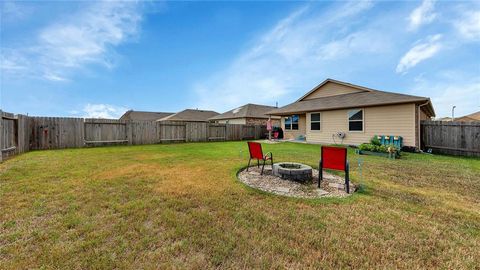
[273,162,313,182]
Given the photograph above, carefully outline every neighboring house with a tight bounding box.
[209,103,281,125]
[436,117,453,121]
[455,111,480,122]
[267,78,435,147]
[120,110,173,121]
[157,109,219,122]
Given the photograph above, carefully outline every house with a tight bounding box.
[436,117,453,121]
[209,103,281,126]
[455,111,480,122]
[267,78,435,147]
[119,110,173,121]
[157,109,219,122]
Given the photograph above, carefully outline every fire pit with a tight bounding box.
[272,162,313,182]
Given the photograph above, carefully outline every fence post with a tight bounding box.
[125,120,132,145]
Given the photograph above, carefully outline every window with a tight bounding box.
[348,109,363,131]
[310,113,320,130]
[284,115,299,130]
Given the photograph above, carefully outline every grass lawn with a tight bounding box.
[1,141,479,269]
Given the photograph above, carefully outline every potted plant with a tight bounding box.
[356,137,400,159]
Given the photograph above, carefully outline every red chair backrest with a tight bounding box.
[248,142,264,159]
[321,146,347,171]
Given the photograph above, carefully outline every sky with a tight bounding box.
[1,0,479,119]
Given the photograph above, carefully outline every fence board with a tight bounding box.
[1,111,17,159]
[421,120,480,157]
[17,114,29,154]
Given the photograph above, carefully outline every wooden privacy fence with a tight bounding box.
[421,120,480,157]
[0,111,268,161]
[0,111,30,161]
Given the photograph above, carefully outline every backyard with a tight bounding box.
[1,141,479,269]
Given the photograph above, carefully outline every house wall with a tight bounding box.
[216,118,246,125]
[303,82,365,100]
[216,118,281,126]
[419,109,429,120]
[303,103,417,146]
[281,114,307,139]
[246,118,280,126]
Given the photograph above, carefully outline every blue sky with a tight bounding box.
[1,0,479,118]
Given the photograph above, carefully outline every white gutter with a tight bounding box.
[417,100,431,148]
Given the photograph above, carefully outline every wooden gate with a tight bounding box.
[159,122,186,142]
[421,120,480,157]
[29,117,84,150]
[1,112,18,159]
[84,119,128,145]
[208,124,226,141]
[242,125,256,140]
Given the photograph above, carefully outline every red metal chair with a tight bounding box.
[319,146,350,193]
[247,142,273,175]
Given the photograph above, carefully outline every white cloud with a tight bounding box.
[412,77,480,118]
[80,103,128,119]
[396,34,442,73]
[408,0,437,31]
[0,1,33,21]
[193,1,379,111]
[454,11,480,41]
[0,1,142,81]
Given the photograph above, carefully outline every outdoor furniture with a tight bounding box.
[319,146,350,193]
[246,142,273,175]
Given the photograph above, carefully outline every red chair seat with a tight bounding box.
[319,146,350,193]
[247,142,274,175]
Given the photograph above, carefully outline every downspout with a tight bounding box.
[417,101,430,149]
[268,115,272,140]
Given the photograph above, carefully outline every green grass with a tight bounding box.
[1,141,479,269]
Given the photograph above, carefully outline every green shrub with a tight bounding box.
[378,145,388,153]
[370,136,381,146]
[359,142,392,153]
[359,143,372,151]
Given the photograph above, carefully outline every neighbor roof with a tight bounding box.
[119,110,174,121]
[267,79,435,117]
[456,111,480,122]
[209,103,280,121]
[157,109,219,122]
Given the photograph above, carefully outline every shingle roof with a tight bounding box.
[267,79,435,117]
[209,103,280,120]
[456,111,480,122]
[120,110,174,121]
[157,109,219,122]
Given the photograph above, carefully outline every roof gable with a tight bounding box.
[268,79,435,117]
[158,109,219,122]
[209,103,280,120]
[119,110,173,121]
[298,79,371,101]
[456,111,480,121]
